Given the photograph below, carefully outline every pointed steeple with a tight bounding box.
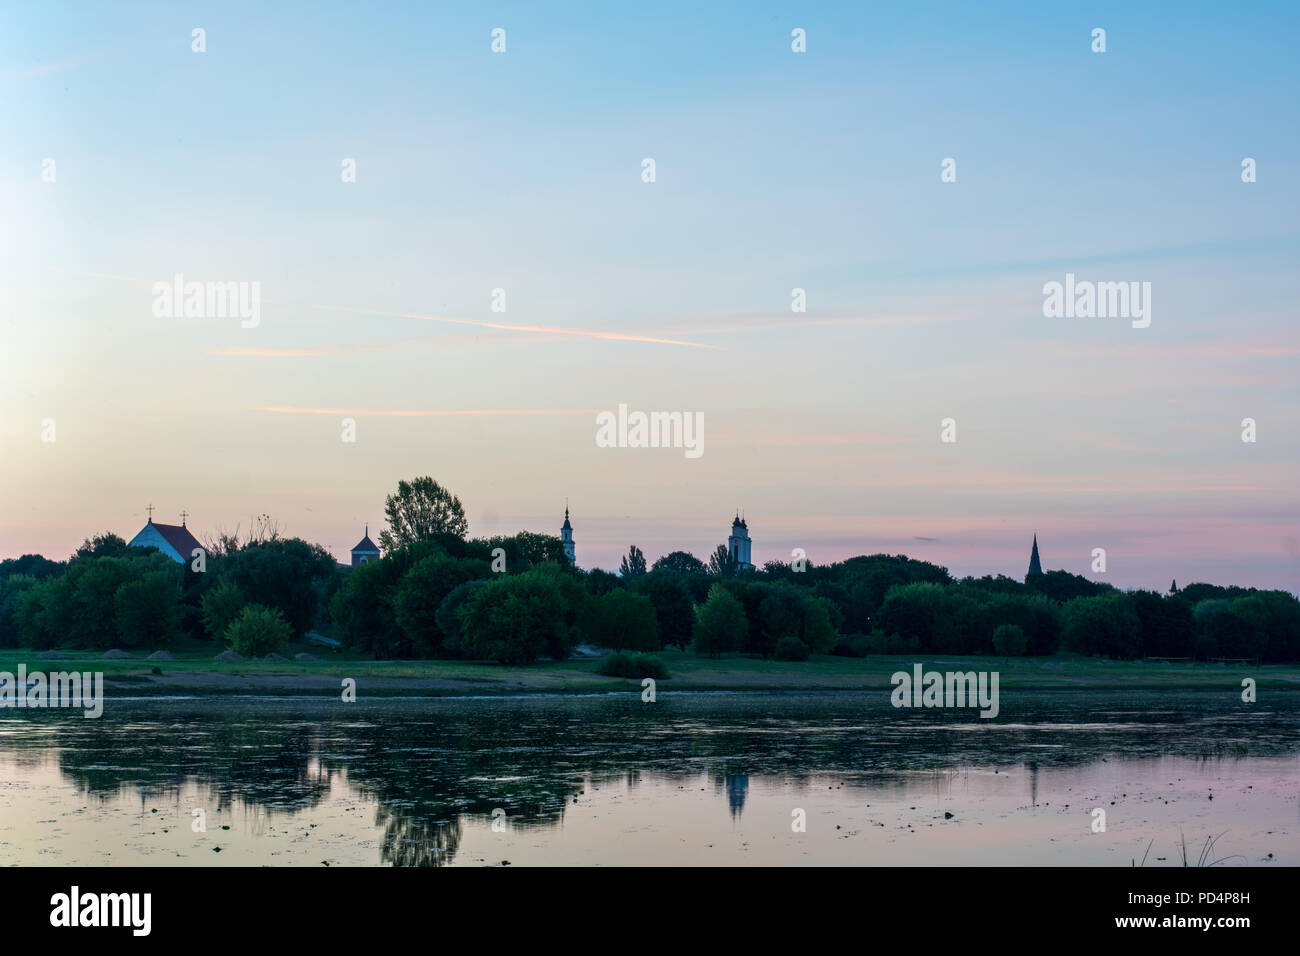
[1026,533,1043,579]
[560,503,575,564]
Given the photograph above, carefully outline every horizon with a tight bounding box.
[4,0,1298,593]
[16,500,1297,597]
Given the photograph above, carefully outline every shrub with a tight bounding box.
[595,652,669,680]
[803,597,837,654]
[831,634,871,657]
[863,631,919,655]
[459,568,576,664]
[693,584,748,656]
[224,604,291,658]
[991,623,1028,658]
[582,589,660,651]
[774,635,809,661]
[113,574,182,648]
[201,579,247,640]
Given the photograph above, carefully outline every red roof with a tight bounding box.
[151,522,204,557]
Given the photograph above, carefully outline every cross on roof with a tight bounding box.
[146,503,154,521]
[180,510,189,527]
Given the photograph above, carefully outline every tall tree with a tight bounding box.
[619,545,647,579]
[708,544,735,578]
[378,477,469,551]
[693,584,747,657]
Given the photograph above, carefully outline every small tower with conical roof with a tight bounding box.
[560,506,575,565]
[350,525,380,567]
[1025,533,1043,581]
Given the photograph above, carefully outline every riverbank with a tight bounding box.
[1,646,1296,697]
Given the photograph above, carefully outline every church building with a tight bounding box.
[728,514,754,571]
[350,526,380,566]
[127,510,204,563]
[560,506,575,565]
[1025,533,1043,581]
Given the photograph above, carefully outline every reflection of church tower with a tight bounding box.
[728,514,753,571]
[560,506,575,565]
[724,774,749,820]
[1025,533,1043,581]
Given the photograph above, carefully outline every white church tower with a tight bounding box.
[728,513,753,571]
[560,506,575,565]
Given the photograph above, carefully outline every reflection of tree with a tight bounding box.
[2,691,1297,866]
[377,811,462,867]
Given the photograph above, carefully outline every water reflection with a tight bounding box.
[1,691,1297,866]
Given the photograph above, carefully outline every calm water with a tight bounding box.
[1,691,1297,866]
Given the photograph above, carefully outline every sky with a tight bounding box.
[2,1,1298,590]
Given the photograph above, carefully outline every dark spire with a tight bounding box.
[1026,533,1043,578]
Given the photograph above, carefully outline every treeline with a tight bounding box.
[0,531,340,657]
[2,478,1297,664]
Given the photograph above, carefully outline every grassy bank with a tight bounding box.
[1,643,1297,697]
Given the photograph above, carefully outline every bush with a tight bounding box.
[582,589,660,651]
[991,623,1028,658]
[201,579,247,640]
[803,596,837,654]
[595,652,669,680]
[864,631,919,655]
[224,604,291,657]
[458,567,577,664]
[114,574,182,647]
[774,635,809,661]
[831,634,871,657]
[693,584,748,656]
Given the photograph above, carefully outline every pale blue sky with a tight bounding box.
[2,1,1297,589]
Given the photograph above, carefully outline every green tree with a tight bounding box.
[756,583,806,658]
[222,538,338,638]
[435,579,489,655]
[619,545,647,579]
[651,551,707,576]
[200,579,247,640]
[114,573,183,647]
[225,604,292,657]
[73,532,133,561]
[639,573,695,649]
[582,589,659,651]
[708,544,735,578]
[803,596,837,654]
[1062,593,1142,658]
[991,623,1027,659]
[330,548,427,657]
[468,532,571,570]
[459,567,576,664]
[693,584,747,657]
[393,556,489,656]
[378,477,468,551]
[774,635,809,661]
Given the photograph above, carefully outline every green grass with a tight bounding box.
[1,643,1296,697]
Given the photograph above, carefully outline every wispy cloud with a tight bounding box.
[670,313,959,336]
[313,305,721,349]
[1,53,105,82]
[261,406,598,417]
